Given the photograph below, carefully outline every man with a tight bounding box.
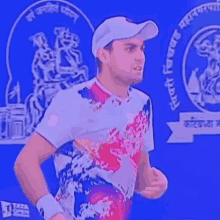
[14,16,168,220]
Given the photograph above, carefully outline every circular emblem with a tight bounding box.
[163,1,220,143]
[4,0,95,138]
[183,25,220,113]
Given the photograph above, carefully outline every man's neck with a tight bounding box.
[96,71,129,99]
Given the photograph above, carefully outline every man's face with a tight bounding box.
[108,35,145,85]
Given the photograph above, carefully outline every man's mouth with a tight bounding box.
[134,66,143,71]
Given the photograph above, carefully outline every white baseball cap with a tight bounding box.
[92,16,159,57]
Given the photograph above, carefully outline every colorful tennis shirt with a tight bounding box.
[35,76,154,220]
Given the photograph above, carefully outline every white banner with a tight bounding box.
[167,112,220,143]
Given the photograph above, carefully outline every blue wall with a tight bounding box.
[0,0,220,219]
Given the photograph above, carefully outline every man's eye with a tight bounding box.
[126,47,133,52]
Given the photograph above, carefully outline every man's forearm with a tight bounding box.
[14,155,50,206]
[135,163,152,192]
[135,149,152,192]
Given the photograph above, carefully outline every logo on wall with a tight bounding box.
[163,0,220,143]
[1,201,30,218]
[0,0,94,144]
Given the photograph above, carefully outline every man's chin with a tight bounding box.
[129,75,143,85]
[115,72,143,85]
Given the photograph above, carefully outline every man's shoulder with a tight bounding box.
[53,80,93,104]
[131,88,152,116]
[131,87,151,104]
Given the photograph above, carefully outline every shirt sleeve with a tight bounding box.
[35,90,74,149]
[142,96,155,152]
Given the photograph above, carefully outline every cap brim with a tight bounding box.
[137,20,159,40]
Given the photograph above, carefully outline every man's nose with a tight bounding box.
[135,53,145,65]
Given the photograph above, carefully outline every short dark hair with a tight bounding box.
[95,40,114,72]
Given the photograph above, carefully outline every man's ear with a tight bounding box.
[97,48,111,64]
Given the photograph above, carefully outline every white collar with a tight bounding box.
[91,76,132,103]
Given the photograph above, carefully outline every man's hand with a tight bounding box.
[141,167,168,199]
[48,213,67,220]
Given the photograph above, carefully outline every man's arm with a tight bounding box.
[135,149,168,199]
[13,132,66,219]
[134,149,152,192]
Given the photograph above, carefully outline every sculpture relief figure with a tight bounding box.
[194,35,220,106]
[30,32,57,83]
[54,27,82,75]
[25,28,88,135]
